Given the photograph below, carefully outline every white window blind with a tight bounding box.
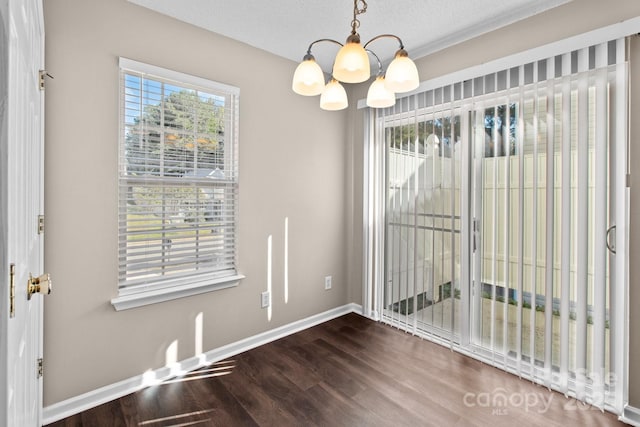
[117,58,240,298]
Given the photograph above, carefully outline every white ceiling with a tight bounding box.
[128,0,570,71]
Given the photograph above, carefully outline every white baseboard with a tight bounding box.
[621,404,640,426]
[43,303,363,425]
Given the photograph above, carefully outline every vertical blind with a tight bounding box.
[118,58,240,292]
[367,38,628,413]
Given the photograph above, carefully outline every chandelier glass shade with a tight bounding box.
[366,75,395,108]
[332,35,370,83]
[320,78,349,111]
[292,55,325,96]
[384,48,420,92]
[291,0,419,111]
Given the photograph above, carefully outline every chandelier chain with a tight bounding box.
[350,0,368,35]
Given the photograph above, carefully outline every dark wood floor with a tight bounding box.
[47,313,624,426]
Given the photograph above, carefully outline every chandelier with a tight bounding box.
[291,0,419,110]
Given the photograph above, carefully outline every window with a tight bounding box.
[112,58,241,310]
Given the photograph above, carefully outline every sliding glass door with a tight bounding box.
[373,38,627,412]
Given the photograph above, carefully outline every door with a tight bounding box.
[0,0,46,425]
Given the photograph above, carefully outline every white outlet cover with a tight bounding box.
[324,276,332,290]
[261,291,270,308]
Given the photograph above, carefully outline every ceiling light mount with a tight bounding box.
[292,0,419,110]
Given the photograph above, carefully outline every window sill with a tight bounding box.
[111,274,245,311]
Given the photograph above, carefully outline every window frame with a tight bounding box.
[111,58,243,311]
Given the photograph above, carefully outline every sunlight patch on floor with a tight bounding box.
[160,360,236,385]
[139,408,215,426]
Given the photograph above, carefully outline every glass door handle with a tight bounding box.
[472,218,479,252]
[606,225,616,254]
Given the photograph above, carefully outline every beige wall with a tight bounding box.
[43,0,349,405]
[347,0,640,408]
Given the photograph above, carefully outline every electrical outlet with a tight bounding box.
[324,276,332,290]
[261,291,270,308]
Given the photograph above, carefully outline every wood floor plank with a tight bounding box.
[307,336,463,426]
[226,350,332,425]
[283,338,368,398]
[46,313,625,427]
[79,400,128,427]
[183,364,259,426]
[215,360,301,426]
[222,354,318,424]
[115,394,138,426]
[256,340,323,391]
[305,382,389,427]
[132,381,201,425]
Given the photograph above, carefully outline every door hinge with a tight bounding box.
[37,358,43,378]
[38,215,45,234]
[39,70,46,90]
[39,70,53,91]
[9,263,15,318]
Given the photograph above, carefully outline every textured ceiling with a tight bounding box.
[128,0,570,71]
